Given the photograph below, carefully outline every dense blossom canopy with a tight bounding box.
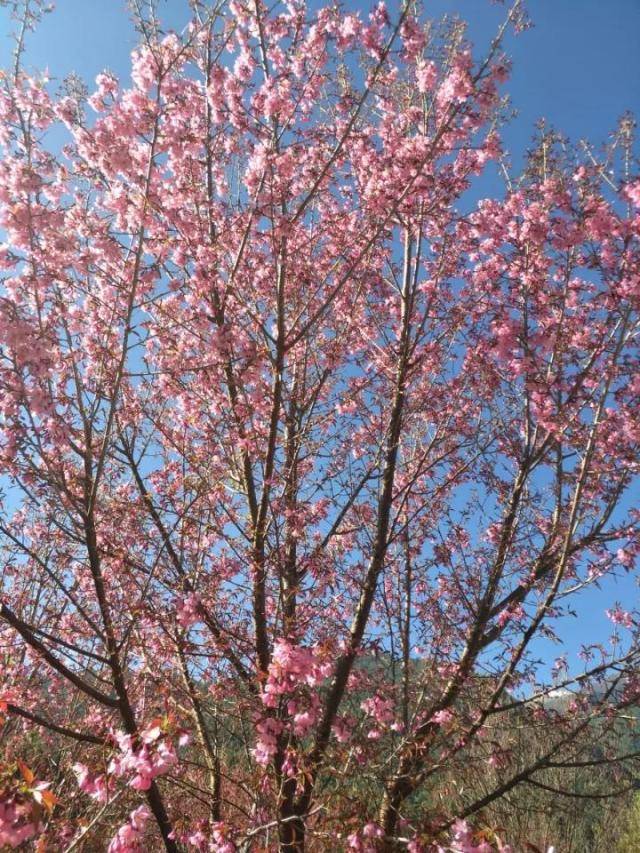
[0,0,639,850]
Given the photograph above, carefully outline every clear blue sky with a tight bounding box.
[2,0,639,154]
[1,0,638,678]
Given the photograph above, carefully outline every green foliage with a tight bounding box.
[616,794,640,853]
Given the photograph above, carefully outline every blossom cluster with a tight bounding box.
[261,639,333,707]
[0,798,42,850]
[0,762,55,850]
[107,805,151,852]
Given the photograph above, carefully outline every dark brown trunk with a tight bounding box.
[278,807,306,852]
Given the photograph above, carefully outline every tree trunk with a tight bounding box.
[278,810,306,852]
[146,782,179,853]
[277,752,306,852]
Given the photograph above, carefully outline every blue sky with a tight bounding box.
[2,0,638,153]
[1,0,638,678]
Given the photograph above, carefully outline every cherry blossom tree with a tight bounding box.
[0,0,639,849]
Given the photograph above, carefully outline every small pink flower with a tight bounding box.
[431,709,454,725]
